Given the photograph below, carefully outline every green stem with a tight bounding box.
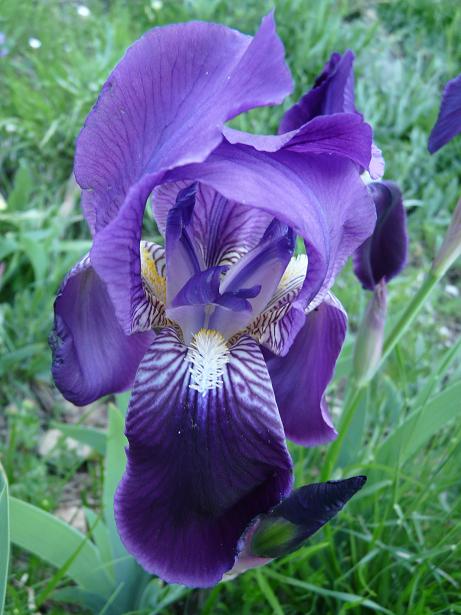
[321,385,365,481]
[380,271,439,366]
[324,271,441,478]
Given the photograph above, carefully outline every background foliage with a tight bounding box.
[1,0,461,613]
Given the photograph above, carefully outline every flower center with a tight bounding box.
[187,329,230,395]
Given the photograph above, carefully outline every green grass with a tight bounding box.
[1,0,461,613]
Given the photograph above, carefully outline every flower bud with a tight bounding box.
[353,280,387,386]
[353,181,407,291]
[432,199,461,277]
[226,476,367,578]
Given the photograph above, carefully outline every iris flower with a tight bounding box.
[50,14,377,586]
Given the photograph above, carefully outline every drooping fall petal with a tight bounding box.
[115,328,292,587]
[263,294,347,446]
[50,256,153,405]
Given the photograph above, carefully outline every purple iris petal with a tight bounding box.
[264,294,347,446]
[115,328,292,587]
[171,266,228,308]
[153,181,272,266]
[168,266,261,340]
[168,142,376,311]
[49,256,153,406]
[172,267,260,312]
[279,49,383,179]
[223,112,372,171]
[75,13,292,234]
[210,219,295,339]
[165,183,203,305]
[353,181,408,290]
[429,71,461,153]
[280,50,355,133]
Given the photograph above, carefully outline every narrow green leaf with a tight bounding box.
[52,587,106,613]
[255,569,284,615]
[9,497,113,598]
[0,465,10,615]
[52,422,107,456]
[8,162,34,211]
[264,569,393,614]
[376,380,461,468]
[103,404,127,558]
[411,336,461,411]
[102,404,148,614]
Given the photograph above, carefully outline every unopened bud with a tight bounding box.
[225,476,367,578]
[432,199,461,277]
[353,280,387,386]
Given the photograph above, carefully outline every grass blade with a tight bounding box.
[0,465,10,615]
[376,380,461,468]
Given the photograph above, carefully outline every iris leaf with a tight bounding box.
[52,421,107,456]
[375,379,461,469]
[103,403,128,561]
[0,465,10,615]
[9,497,113,598]
[102,403,150,613]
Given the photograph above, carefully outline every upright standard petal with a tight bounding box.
[152,181,272,266]
[167,142,376,310]
[115,328,292,587]
[49,256,153,406]
[429,72,461,153]
[280,50,355,133]
[88,12,292,333]
[75,13,292,233]
[353,181,408,290]
[223,112,372,171]
[278,49,383,179]
[264,294,347,446]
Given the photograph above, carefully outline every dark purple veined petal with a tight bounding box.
[210,219,295,340]
[429,72,461,153]
[280,50,355,133]
[115,328,292,587]
[152,181,272,266]
[166,141,376,311]
[49,256,153,406]
[248,254,308,355]
[353,181,408,291]
[263,294,347,446]
[75,12,292,234]
[230,476,366,575]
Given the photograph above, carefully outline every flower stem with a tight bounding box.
[324,270,441,478]
[321,385,365,481]
[380,270,439,366]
